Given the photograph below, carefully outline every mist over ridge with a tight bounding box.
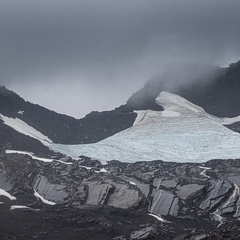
[0,0,240,117]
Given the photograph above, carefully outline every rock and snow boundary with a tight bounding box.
[50,92,240,163]
[2,91,240,163]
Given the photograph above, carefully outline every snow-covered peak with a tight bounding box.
[157,91,205,114]
[156,91,222,124]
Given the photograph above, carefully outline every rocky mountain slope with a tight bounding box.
[0,86,136,147]
[1,150,240,239]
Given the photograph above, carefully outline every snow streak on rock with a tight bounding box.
[10,205,33,210]
[34,190,56,205]
[148,213,169,223]
[0,188,16,200]
[5,150,73,164]
[0,113,52,146]
[199,166,211,178]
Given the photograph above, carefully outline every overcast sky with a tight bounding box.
[1,0,240,118]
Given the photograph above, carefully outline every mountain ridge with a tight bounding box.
[1,61,240,239]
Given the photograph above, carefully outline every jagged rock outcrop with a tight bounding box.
[125,62,240,119]
[2,151,240,239]
[0,86,136,147]
[1,61,240,239]
[0,152,144,210]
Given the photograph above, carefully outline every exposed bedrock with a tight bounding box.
[2,152,240,239]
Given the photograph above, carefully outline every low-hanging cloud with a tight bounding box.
[0,0,240,117]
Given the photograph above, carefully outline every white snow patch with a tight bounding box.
[0,113,52,146]
[5,150,73,164]
[78,165,109,173]
[50,92,240,163]
[55,160,73,165]
[133,110,148,126]
[157,177,164,190]
[79,165,93,170]
[5,150,52,162]
[6,150,33,155]
[10,205,31,210]
[222,116,240,125]
[0,188,16,200]
[157,91,206,114]
[34,190,56,205]
[148,213,169,223]
[94,168,109,173]
[199,166,211,178]
[17,110,24,115]
[213,211,223,227]
[129,181,137,185]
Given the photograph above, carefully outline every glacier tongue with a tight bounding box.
[50,91,240,163]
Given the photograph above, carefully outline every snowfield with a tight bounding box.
[50,92,240,163]
[3,91,240,163]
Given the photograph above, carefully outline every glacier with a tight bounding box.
[49,92,240,163]
[3,91,240,163]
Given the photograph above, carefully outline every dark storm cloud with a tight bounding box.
[0,0,240,117]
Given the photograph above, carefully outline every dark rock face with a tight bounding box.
[125,61,240,118]
[2,151,240,239]
[0,153,144,210]
[0,86,137,146]
[0,122,53,154]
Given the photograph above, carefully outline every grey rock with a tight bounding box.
[130,226,158,240]
[150,190,179,216]
[176,184,205,200]
[108,183,142,209]
[113,236,127,240]
[0,173,12,191]
[84,180,113,205]
[200,180,232,211]
[160,179,178,189]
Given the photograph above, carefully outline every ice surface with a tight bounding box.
[50,92,240,163]
[0,114,52,146]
